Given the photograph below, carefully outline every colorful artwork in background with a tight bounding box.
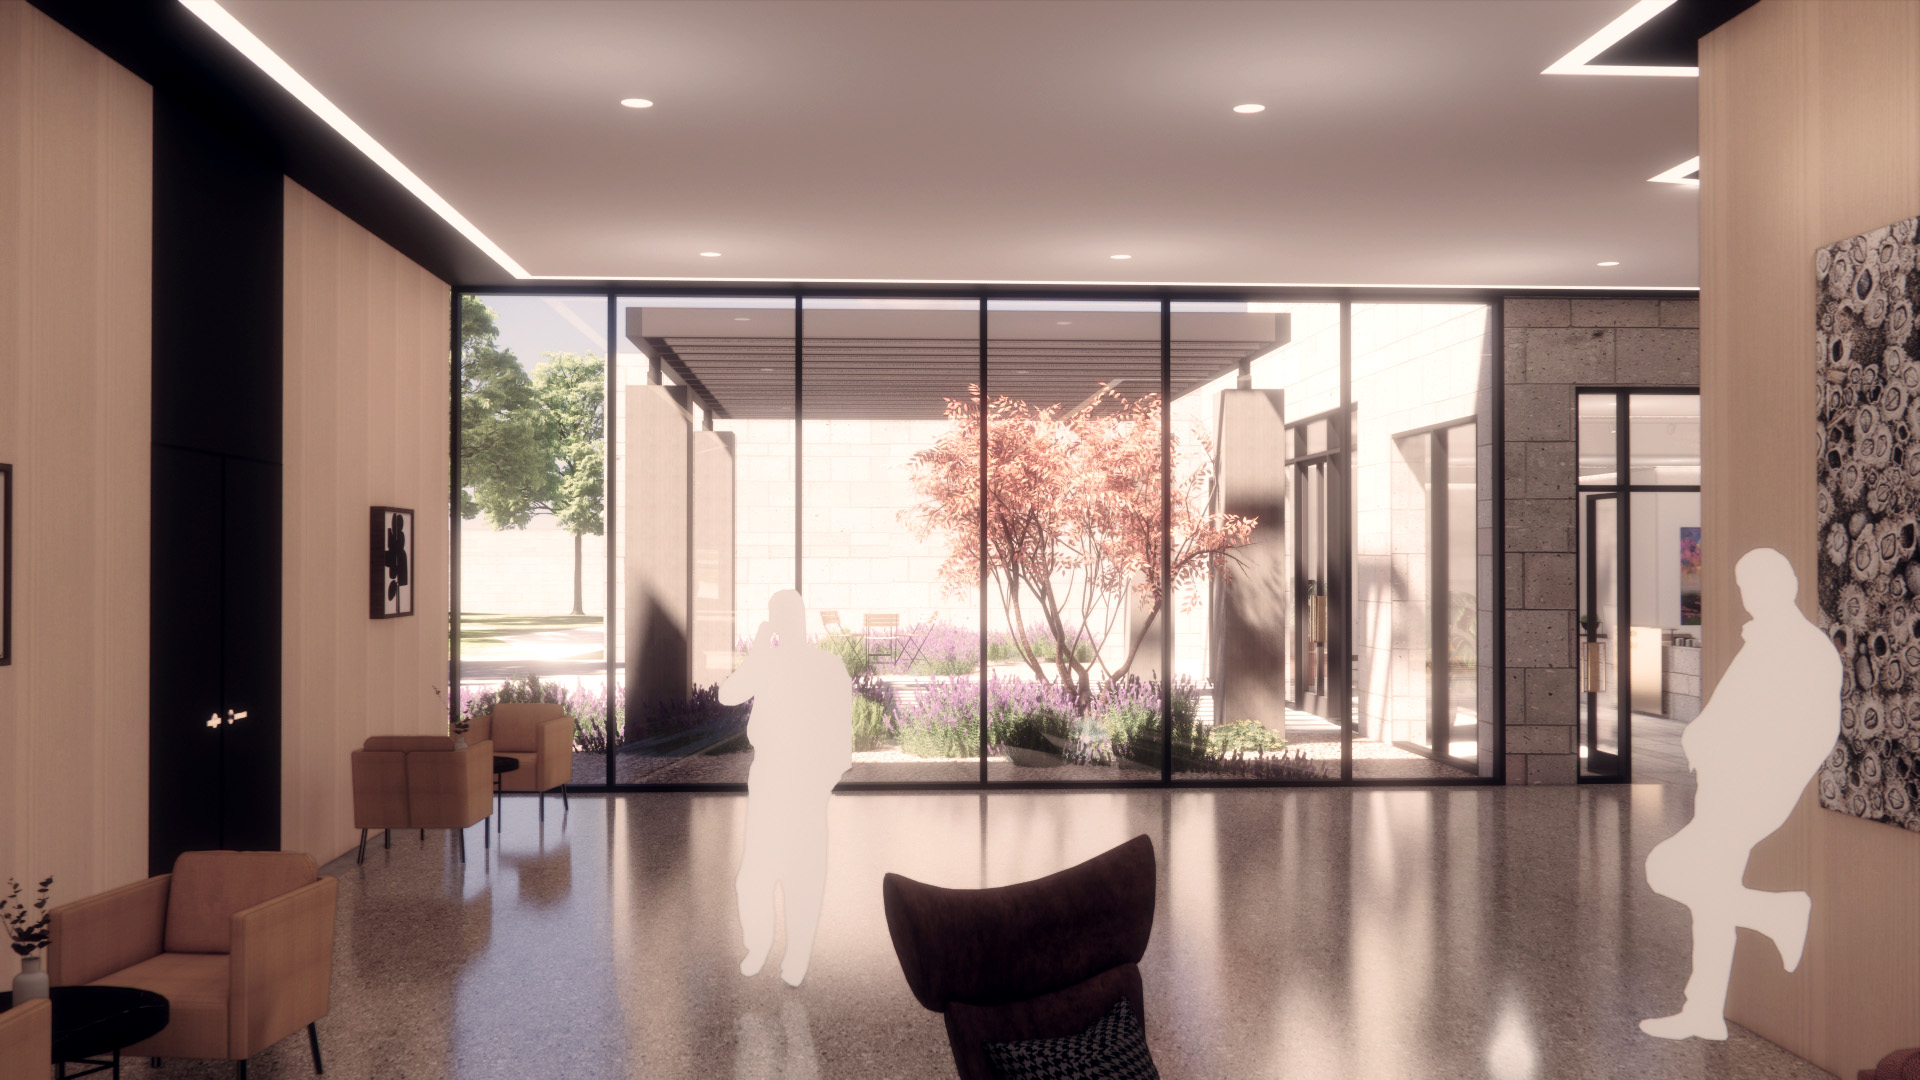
[1679,526,1703,626]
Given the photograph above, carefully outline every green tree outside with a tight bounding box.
[458,297,606,615]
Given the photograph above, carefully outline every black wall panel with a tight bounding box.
[149,93,284,874]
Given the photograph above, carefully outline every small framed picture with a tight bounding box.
[1,464,10,664]
[369,506,414,619]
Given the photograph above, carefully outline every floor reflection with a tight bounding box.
[105,786,1829,1079]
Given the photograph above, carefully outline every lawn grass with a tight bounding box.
[459,613,605,653]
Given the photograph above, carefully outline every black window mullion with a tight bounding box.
[605,293,618,786]
[979,298,989,785]
[1160,301,1173,784]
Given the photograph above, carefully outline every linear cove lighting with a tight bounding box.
[1543,0,1697,77]
[1649,156,1701,186]
[178,0,530,278]
[1110,254,1132,260]
[700,252,723,257]
[1598,261,1621,267]
[1233,104,1265,114]
[620,98,654,109]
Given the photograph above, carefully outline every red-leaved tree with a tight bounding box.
[903,387,1255,702]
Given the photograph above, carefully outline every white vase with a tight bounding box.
[12,955,48,1002]
[454,734,468,750]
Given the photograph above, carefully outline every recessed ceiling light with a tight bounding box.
[699,252,722,257]
[1016,369,1031,374]
[1543,0,1697,77]
[620,98,654,109]
[1649,156,1701,186]
[1056,320,1073,325]
[1232,104,1265,114]
[1110,254,1132,260]
[1597,261,1620,267]
[734,317,751,321]
[760,367,776,372]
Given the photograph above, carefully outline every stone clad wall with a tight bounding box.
[1501,296,1699,783]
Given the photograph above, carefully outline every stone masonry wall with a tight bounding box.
[1502,296,1699,783]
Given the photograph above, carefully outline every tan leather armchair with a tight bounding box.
[47,851,336,1079]
[351,735,493,862]
[470,703,572,817]
[0,996,51,1078]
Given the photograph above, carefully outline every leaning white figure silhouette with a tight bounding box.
[1639,547,1841,1041]
[720,590,853,987]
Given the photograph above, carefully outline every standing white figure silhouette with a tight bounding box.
[1639,548,1841,1040]
[720,590,853,987]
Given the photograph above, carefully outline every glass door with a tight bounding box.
[1289,413,1346,725]
[1583,492,1622,776]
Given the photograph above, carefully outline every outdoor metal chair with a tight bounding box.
[820,610,844,634]
[864,613,901,665]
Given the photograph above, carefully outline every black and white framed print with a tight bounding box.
[1,464,10,664]
[370,506,414,619]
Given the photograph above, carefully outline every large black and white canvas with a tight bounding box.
[1815,215,1920,833]
[370,506,414,619]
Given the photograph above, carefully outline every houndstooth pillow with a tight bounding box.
[982,997,1159,1080]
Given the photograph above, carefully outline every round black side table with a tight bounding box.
[1,985,169,1079]
[493,754,520,835]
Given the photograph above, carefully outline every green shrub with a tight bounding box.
[852,696,890,752]
[1207,718,1286,759]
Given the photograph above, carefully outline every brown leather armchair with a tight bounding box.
[1861,1048,1920,1080]
[351,734,493,862]
[470,703,572,816]
[47,851,336,1079]
[0,996,52,1078]
[882,834,1157,1080]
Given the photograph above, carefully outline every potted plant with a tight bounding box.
[3,876,53,1002]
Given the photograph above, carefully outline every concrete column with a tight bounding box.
[626,385,692,723]
[691,429,736,688]
[1210,389,1289,730]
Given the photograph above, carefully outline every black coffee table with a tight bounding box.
[493,755,520,835]
[1,985,169,1079]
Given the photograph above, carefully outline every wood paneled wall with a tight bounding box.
[1701,2,1920,1075]
[282,180,450,865]
[0,1,152,971]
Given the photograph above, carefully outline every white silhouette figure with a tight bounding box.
[1639,548,1841,1041]
[720,590,852,987]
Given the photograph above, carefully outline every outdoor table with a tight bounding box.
[1,985,169,1079]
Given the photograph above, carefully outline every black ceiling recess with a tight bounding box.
[1590,0,1763,67]
[27,0,505,287]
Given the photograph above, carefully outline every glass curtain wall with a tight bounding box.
[799,298,981,782]
[981,301,1166,780]
[612,297,797,784]
[455,293,610,784]
[1577,390,1702,779]
[455,289,1509,788]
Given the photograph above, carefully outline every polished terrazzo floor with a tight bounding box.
[114,785,1829,1079]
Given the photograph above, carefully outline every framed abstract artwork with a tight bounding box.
[1815,215,1920,833]
[369,506,414,619]
[1679,526,1702,626]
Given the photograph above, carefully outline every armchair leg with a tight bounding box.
[458,827,466,862]
[308,1021,324,1074]
[419,829,424,842]
[484,817,490,850]
[357,830,367,864]
[540,790,545,821]
[563,783,569,809]
[383,828,391,849]
[152,1059,161,1068]
[237,1060,247,1079]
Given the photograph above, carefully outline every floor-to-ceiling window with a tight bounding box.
[1576,389,1702,780]
[455,293,610,785]
[454,288,1510,789]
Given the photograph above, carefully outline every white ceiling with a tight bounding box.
[221,0,1700,289]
